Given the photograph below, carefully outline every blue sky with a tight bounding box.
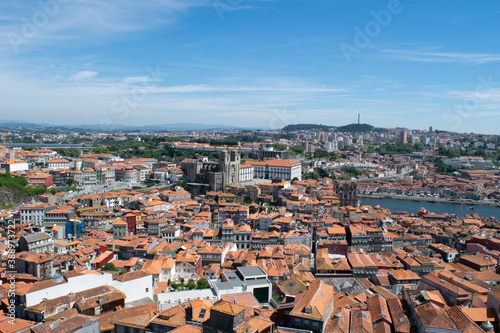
[1,0,499,133]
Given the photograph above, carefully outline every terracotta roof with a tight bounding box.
[114,270,151,282]
[221,292,261,308]
[459,306,498,322]
[414,302,456,330]
[445,306,483,333]
[0,315,34,333]
[289,280,334,321]
[211,300,245,316]
[367,294,392,324]
[168,325,202,333]
[113,218,127,226]
[32,314,98,333]
[98,302,157,331]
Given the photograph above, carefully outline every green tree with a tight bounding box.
[101,263,119,271]
[474,148,487,157]
[434,157,458,175]
[317,167,329,178]
[68,148,81,157]
[93,147,111,154]
[304,172,318,180]
[187,279,196,290]
[291,145,305,154]
[343,166,362,178]
[414,142,424,151]
[313,149,330,159]
[174,179,189,190]
[196,278,209,289]
[267,143,287,150]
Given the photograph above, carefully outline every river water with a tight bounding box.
[360,197,500,220]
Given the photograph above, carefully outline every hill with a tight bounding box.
[282,124,334,132]
[336,123,375,133]
[282,123,382,133]
[0,173,46,207]
[0,120,260,132]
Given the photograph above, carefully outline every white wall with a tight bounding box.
[157,289,217,310]
[7,163,29,172]
[26,273,113,307]
[26,271,154,307]
[111,274,154,304]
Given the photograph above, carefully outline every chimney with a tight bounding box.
[98,296,104,305]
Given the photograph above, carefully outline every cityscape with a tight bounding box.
[1,1,500,333]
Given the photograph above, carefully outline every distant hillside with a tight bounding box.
[282,124,334,132]
[282,123,382,133]
[0,120,260,132]
[336,123,374,133]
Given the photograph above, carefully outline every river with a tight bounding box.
[360,197,500,220]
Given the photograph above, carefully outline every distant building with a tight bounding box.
[442,156,494,170]
[47,158,70,170]
[19,202,57,227]
[18,232,54,253]
[181,150,240,192]
[333,181,358,207]
[247,159,302,181]
[258,144,290,160]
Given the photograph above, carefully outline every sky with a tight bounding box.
[0,0,499,134]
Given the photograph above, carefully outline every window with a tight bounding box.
[145,288,149,292]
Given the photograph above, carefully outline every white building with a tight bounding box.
[19,202,58,226]
[442,156,494,170]
[158,258,176,283]
[247,159,302,181]
[157,289,218,310]
[14,270,154,319]
[212,266,272,304]
[239,163,254,182]
[0,158,29,172]
[47,158,70,170]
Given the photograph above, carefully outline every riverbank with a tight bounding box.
[358,194,500,207]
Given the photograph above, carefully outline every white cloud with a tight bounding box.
[0,0,207,52]
[146,84,347,94]
[69,71,98,81]
[380,49,500,64]
[121,76,161,84]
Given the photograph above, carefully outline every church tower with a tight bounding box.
[219,150,240,187]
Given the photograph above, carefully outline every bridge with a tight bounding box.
[5,143,95,152]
